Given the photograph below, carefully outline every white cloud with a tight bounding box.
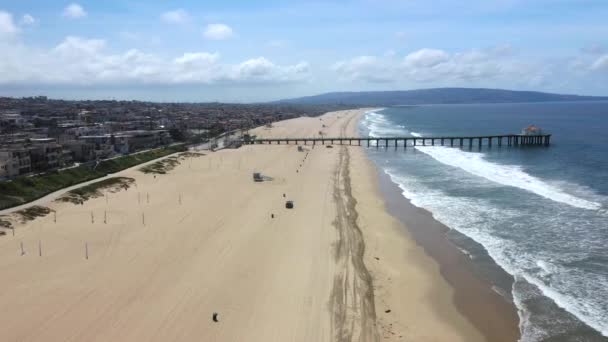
[332,56,395,83]
[203,24,234,40]
[172,52,221,83]
[21,14,36,26]
[403,48,449,68]
[591,55,608,71]
[63,3,87,19]
[161,9,190,24]
[0,11,19,35]
[175,52,220,65]
[230,57,309,83]
[0,36,309,85]
[53,36,106,57]
[332,46,540,85]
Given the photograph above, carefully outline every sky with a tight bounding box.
[0,0,607,102]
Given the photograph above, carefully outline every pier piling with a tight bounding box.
[250,133,552,150]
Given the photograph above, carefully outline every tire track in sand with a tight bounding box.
[330,144,379,342]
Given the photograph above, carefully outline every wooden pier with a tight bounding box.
[246,134,551,148]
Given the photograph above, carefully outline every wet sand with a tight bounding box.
[375,168,521,341]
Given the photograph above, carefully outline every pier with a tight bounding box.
[245,134,551,148]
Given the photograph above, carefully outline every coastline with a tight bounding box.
[0,108,513,341]
[349,111,520,341]
[374,165,521,340]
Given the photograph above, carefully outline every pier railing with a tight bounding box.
[245,134,551,148]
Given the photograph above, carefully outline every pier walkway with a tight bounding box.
[246,134,551,148]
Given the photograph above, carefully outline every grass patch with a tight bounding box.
[139,152,203,175]
[0,218,12,229]
[16,206,52,222]
[0,144,186,210]
[0,205,53,232]
[57,177,135,204]
[140,157,181,174]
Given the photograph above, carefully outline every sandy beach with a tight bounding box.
[0,109,509,341]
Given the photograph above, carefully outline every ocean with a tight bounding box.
[359,102,608,341]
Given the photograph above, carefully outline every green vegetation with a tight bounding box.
[139,157,181,174]
[0,145,186,210]
[57,177,135,204]
[0,205,53,232]
[16,206,52,221]
[139,152,203,174]
[0,218,11,229]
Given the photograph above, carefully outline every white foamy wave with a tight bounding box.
[410,132,423,137]
[414,146,602,211]
[512,279,550,342]
[382,168,608,339]
[362,110,408,139]
[536,260,554,277]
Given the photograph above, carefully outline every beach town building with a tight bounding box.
[28,138,62,172]
[0,112,28,128]
[0,147,32,178]
[79,130,172,155]
[62,140,96,162]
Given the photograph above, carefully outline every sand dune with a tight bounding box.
[0,109,486,341]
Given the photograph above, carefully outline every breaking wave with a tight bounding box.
[414,146,602,211]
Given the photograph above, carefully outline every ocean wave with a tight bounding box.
[361,110,411,139]
[414,146,602,211]
[362,104,608,339]
[410,132,423,137]
[382,168,608,339]
[512,278,550,342]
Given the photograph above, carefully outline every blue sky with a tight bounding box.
[0,0,607,102]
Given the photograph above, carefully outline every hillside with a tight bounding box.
[276,88,608,106]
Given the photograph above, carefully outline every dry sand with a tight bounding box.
[0,109,489,341]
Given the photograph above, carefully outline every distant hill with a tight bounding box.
[275,88,608,106]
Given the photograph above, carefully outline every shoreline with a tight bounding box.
[351,110,520,341]
[374,167,521,340]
